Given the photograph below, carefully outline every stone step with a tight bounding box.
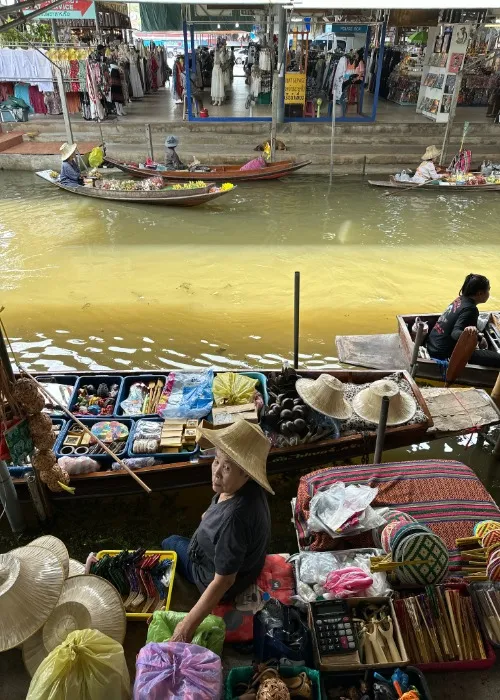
[0,131,23,152]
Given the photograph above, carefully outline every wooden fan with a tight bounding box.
[446,327,478,385]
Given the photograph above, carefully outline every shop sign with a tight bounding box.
[285,73,306,104]
[328,24,368,34]
[26,0,96,21]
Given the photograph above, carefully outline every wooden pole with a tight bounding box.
[329,91,336,184]
[373,396,390,464]
[22,370,152,494]
[362,155,367,177]
[410,322,425,378]
[294,271,300,370]
[146,124,154,161]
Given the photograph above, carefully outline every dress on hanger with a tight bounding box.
[211,49,225,104]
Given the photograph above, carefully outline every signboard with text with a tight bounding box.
[26,0,96,21]
[285,73,306,104]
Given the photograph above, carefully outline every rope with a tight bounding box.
[432,357,449,382]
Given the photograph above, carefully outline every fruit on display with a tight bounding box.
[99,177,165,192]
[221,183,234,191]
[49,171,59,179]
[171,181,207,190]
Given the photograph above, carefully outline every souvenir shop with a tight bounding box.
[182,21,387,124]
[379,21,500,114]
[0,41,169,121]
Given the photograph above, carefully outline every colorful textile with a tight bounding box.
[213,554,294,643]
[294,460,500,572]
[28,85,47,114]
[240,156,266,172]
[0,82,14,102]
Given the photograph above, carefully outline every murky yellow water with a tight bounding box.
[1,171,499,373]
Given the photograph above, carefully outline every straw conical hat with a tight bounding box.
[199,418,274,495]
[422,144,440,160]
[22,574,126,676]
[60,142,77,161]
[28,536,69,579]
[352,379,416,426]
[68,558,85,577]
[295,374,352,419]
[0,546,64,652]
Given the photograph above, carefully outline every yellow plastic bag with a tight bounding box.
[27,629,130,700]
[212,372,257,406]
[88,147,104,168]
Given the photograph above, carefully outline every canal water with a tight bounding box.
[2,171,499,373]
[1,170,500,544]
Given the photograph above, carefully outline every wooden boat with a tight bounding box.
[336,312,500,388]
[104,156,312,182]
[9,367,499,500]
[369,179,500,192]
[35,170,235,207]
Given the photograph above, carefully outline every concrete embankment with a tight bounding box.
[2,118,500,174]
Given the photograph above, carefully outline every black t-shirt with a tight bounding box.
[188,480,270,597]
[426,295,479,359]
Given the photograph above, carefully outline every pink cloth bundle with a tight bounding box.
[324,566,373,598]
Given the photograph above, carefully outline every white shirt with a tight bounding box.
[412,160,443,184]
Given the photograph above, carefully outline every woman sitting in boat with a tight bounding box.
[161,420,273,643]
[59,143,83,187]
[164,135,187,170]
[426,274,500,368]
[411,145,445,184]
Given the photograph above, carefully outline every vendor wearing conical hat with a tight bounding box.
[162,419,273,643]
[59,142,83,187]
[411,145,445,184]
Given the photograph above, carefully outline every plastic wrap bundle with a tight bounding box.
[26,630,130,700]
[308,482,385,538]
[133,642,223,700]
[58,456,100,475]
[292,550,391,606]
[146,611,225,656]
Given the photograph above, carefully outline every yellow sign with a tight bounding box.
[285,73,306,105]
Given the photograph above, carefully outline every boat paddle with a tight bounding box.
[384,180,431,196]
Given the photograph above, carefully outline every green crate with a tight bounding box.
[225,665,321,700]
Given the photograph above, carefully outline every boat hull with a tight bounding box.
[369,179,500,191]
[105,157,311,182]
[35,170,234,206]
[13,369,431,499]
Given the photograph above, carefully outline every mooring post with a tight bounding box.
[373,396,390,464]
[410,322,425,378]
[294,271,300,369]
[146,124,154,161]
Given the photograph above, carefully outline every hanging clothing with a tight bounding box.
[129,58,144,98]
[250,65,262,99]
[14,83,32,111]
[28,85,47,114]
[0,82,14,102]
[109,65,125,104]
[332,56,347,100]
[211,49,225,103]
[86,60,105,121]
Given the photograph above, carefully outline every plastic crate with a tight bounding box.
[55,417,133,461]
[95,549,177,620]
[70,375,123,416]
[126,417,198,462]
[225,666,321,700]
[115,374,167,417]
[321,666,432,700]
[37,374,78,416]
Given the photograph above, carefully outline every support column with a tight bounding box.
[50,20,59,43]
[277,4,286,123]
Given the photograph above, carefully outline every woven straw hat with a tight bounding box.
[68,558,85,577]
[199,418,274,495]
[60,142,77,161]
[352,379,416,426]
[0,546,64,652]
[28,536,69,579]
[422,144,441,160]
[22,574,126,676]
[295,374,352,419]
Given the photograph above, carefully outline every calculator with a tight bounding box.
[312,600,357,655]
